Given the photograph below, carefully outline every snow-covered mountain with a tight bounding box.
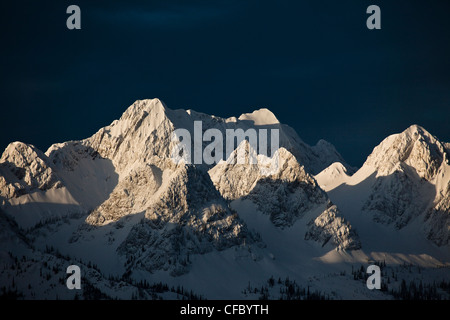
[316,125,450,249]
[209,141,328,225]
[0,99,449,300]
[0,142,63,199]
[0,99,349,227]
[208,139,360,249]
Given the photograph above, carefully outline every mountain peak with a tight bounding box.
[1,141,51,171]
[120,98,166,119]
[316,161,348,178]
[314,162,350,192]
[403,124,432,139]
[364,125,447,180]
[238,108,279,125]
[0,141,62,199]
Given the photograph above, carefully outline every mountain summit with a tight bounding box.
[364,124,448,180]
[316,124,450,248]
[238,108,280,125]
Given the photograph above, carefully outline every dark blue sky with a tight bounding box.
[1,0,449,167]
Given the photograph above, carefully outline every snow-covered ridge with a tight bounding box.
[314,162,350,192]
[237,108,279,125]
[0,99,346,227]
[114,164,257,276]
[209,141,329,228]
[316,124,450,247]
[305,203,361,251]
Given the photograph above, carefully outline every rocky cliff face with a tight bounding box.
[117,165,258,276]
[0,142,62,199]
[425,180,450,246]
[364,125,447,181]
[305,202,361,250]
[361,125,450,235]
[209,142,327,227]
